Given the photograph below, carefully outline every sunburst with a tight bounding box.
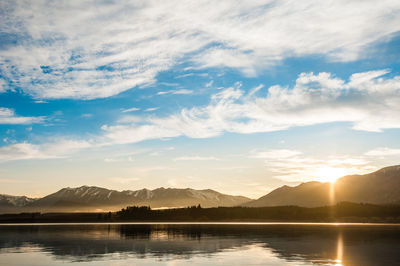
[312,167,349,183]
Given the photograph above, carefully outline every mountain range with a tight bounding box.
[0,187,251,213]
[243,165,400,207]
[1,165,399,213]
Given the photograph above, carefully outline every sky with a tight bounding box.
[1,0,400,198]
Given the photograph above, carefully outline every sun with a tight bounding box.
[312,167,349,183]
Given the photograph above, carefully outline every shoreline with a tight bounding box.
[2,221,400,226]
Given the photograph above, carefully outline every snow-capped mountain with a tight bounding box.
[0,194,37,208]
[1,186,251,213]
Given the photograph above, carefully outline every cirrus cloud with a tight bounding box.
[0,140,91,162]
[1,1,399,99]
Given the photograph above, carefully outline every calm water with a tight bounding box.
[1,223,400,265]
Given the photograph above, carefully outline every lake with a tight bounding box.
[1,223,399,265]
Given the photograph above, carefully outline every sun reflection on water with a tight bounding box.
[335,232,344,266]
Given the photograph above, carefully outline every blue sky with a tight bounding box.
[1,1,400,198]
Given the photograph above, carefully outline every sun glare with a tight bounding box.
[312,167,349,183]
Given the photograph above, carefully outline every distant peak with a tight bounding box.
[297,181,323,187]
[73,185,104,190]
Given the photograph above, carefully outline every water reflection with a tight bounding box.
[335,232,343,266]
[0,224,399,265]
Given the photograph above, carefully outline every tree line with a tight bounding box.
[1,202,400,223]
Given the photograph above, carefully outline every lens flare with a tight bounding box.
[312,167,349,183]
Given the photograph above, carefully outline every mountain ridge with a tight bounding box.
[2,165,400,212]
[0,186,252,213]
[243,165,400,207]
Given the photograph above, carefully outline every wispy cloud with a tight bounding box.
[0,79,7,93]
[249,148,373,182]
[365,147,400,157]
[1,1,399,99]
[247,84,264,98]
[122,107,140,113]
[0,107,45,124]
[104,156,134,163]
[0,140,91,162]
[2,69,400,162]
[175,73,208,79]
[144,107,159,112]
[250,149,302,159]
[205,80,214,88]
[102,69,400,144]
[81,113,93,118]
[157,89,193,95]
[174,156,220,161]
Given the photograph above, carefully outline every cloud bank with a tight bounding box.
[2,69,398,162]
[1,0,399,99]
[102,69,400,144]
